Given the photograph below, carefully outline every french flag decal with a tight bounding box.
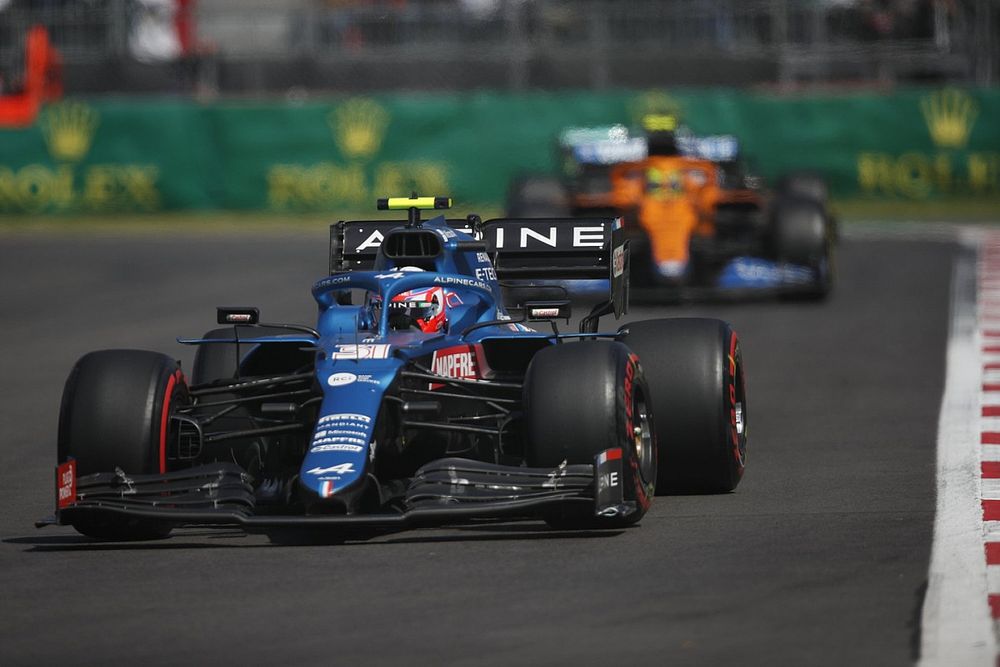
[320,480,335,497]
[597,448,623,464]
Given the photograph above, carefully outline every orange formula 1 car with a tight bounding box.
[507,122,835,300]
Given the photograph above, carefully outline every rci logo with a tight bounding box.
[268,97,449,210]
[857,88,998,198]
[0,101,162,212]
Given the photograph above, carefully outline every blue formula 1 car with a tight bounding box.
[40,196,748,542]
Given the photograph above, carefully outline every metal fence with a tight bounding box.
[0,0,995,93]
[1,1,118,67]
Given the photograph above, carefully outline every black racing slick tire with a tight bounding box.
[191,326,301,384]
[624,231,658,287]
[618,318,747,493]
[523,341,656,527]
[191,327,240,386]
[776,171,829,205]
[770,196,833,300]
[58,350,188,540]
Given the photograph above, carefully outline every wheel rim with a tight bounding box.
[633,390,655,484]
[734,356,748,466]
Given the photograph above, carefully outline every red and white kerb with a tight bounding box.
[979,236,1000,624]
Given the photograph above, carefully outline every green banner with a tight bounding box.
[1,87,998,214]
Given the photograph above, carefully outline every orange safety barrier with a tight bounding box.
[0,25,63,128]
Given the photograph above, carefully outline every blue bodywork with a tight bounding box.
[304,265,542,501]
[188,215,557,506]
[44,207,647,537]
[715,257,818,290]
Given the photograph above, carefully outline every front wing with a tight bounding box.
[38,450,632,535]
[631,256,824,303]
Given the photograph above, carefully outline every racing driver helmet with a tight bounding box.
[369,266,454,334]
[388,285,448,333]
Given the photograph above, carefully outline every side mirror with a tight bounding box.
[217,306,260,325]
[521,300,571,322]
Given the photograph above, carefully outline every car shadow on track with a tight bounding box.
[5,523,626,551]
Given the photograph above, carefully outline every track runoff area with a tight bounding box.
[921,226,1000,665]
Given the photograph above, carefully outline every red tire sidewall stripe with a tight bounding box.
[624,352,653,510]
[158,371,181,474]
[728,329,745,473]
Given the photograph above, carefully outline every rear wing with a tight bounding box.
[329,217,628,317]
[330,218,472,274]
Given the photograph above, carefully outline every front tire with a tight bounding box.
[191,326,303,384]
[523,341,656,527]
[58,350,187,539]
[618,318,747,493]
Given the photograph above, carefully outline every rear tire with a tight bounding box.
[58,350,187,539]
[618,318,747,493]
[625,231,658,287]
[524,341,656,527]
[770,196,833,300]
[776,171,829,205]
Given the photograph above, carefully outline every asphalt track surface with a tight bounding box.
[0,228,954,665]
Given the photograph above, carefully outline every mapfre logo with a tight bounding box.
[430,345,479,389]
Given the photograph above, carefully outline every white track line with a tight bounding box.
[919,229,997,666]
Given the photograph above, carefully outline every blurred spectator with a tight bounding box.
[176,0,196,55]
[321,0,367,52]
[862,0,896,39]
[0,0,984,92]
[461,0,500,21]
[130,0,182,63]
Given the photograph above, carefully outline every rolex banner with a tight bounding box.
[0,88,997,214]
